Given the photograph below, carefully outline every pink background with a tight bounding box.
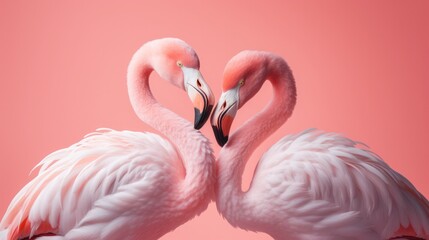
[1,1,428,239]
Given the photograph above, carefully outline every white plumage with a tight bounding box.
[2,129,185,239]
[245,129,429,239]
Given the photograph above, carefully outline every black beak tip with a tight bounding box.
[194,105,214,130]
[212,125,228,147]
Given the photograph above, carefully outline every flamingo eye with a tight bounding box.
[239,79,245,86]
[177,61,183,67]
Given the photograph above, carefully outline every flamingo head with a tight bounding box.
[150,38,215,129]
[211,51,268,146]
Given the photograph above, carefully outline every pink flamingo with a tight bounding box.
[0,38,215,240]
[211,50,429,239]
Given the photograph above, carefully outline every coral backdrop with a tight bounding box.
[0,1,428,239]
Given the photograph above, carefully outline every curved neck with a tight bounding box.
[217,57,296,219]
[127,47,214,211]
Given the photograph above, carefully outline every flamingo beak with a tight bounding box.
[211,92,238,146]
[184,68,215,129]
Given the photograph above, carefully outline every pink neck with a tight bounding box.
[217,56,296,221]
[127,46,214,211]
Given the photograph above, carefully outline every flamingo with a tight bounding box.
[0,38,216,240]
[210,50,429,240]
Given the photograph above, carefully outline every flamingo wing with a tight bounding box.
[0,129,181,240]
[249,129,429,239]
